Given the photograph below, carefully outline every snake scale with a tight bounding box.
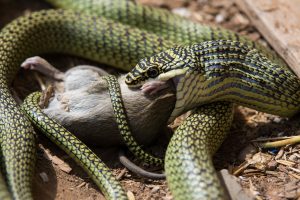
[0,0,298,199]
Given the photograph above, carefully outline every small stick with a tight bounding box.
[116,168,127,180]
[259,136,300,148]
[251,136,292,142]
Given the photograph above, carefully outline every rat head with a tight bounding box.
[125,46,192,87]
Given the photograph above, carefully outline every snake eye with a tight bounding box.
[146,67,159,78]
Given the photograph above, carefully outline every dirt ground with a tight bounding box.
[1,0,300,199]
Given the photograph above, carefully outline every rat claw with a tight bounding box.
[21,56,65,80]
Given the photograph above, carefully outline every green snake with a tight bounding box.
[0,0,298,199]
[125,41,300,118]
[125,40,300,199]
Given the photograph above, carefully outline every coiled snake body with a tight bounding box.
[0,0,298,199]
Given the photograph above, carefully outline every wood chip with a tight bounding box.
[151,186,160,194]
[248,152,273,171]
[288,172,300,180]
[116,168,127,180]
[288,154,298,161]
[48,155,72,173]
[202,4,219,15]
[76,182,86,188]
[215,13,225,23]
[233,161,250,176]
[289,167,300,174]
[137,0,186,9]
[243,169,263,174]
[58,164,72,173]
[249,179,260,197]
[248,32,261,41]
[266,160,278,170]
[136,0,165,7]
[218,169,255,200]
[172,7,192,18]
[162,195,173,200]
[42,148,52,161]
[210,0,234,9]
[168,111,191,129]
[39,85,54,108]
[265,170,278,176]
[51,155,65,165]
[192,12,204,22]
[276,159,296,167]
[127,191,135,200]
[241,172,265,177]
[284,179,300,198]
[275,148,285,160]
[41,147,73,173]
[231,13,250,29]
[235,0,300,78]
[257,0,279,12]
[39,172,49,183]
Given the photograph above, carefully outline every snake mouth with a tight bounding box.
[125,73,179,95]
[140,79,175,95]
[171,74,183,89]
[126,82,144,89]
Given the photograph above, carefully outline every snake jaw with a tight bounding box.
[141,79,176,95]
[141,80,168,95]
[140,67,188,95]
[158,67,189,79]
[126,81,144,89]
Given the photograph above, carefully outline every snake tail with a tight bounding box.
[21,92,127,200]
[118,149,165,180]
[165,102,234,200]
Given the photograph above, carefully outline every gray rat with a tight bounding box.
[22,56,175,147]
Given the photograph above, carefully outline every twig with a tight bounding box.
[259,136,300,148]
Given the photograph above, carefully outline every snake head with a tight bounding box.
[125,46,191,93]
[125,57,162,87]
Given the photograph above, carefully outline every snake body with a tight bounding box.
[0,0,296,199]
[165,102,233,199]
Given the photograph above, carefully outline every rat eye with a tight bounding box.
[146,67,159,78]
